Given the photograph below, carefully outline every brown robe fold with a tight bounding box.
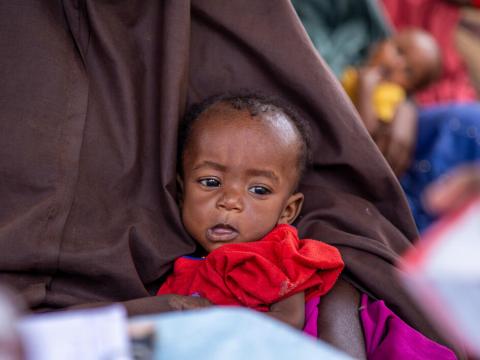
[0,0,441,344]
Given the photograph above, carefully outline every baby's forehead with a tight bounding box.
[180,99,307,186]
[397,30,438,55]
[192,102,300,141]
[200,101,279,121]
[184,103,303,167]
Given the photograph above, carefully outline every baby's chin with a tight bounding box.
[202,238,254,253]
[199,226,278,253]
[204,241,237,253]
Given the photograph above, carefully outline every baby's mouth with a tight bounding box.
[206,224,239,242]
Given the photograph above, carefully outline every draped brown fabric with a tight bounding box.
[0,0,441,343]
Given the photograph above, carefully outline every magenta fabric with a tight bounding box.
[303,296,319,337]
[304,294,456,358]
[360,294,456,360]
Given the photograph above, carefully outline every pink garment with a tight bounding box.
[303,296,319,337]
[304,295,456,359]
[381,0,477,105]
[360,294,456,359]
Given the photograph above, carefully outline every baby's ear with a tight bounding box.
[177,174,184,208]
[278,192,304,225]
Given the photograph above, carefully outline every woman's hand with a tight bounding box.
[357,66,383,92]
[374,100,417,177]
[423,164,480,214]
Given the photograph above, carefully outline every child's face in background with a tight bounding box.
[179,103,304,253]
[367,29,440,93]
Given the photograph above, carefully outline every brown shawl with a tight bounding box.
[0,0,439,343]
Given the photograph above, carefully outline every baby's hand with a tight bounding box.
[167,294,213,311]
[357,66,384,92]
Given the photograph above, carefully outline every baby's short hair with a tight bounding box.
[178,92,312,185]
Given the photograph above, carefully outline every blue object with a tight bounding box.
[401,102,480,232]
[132,307,352,360]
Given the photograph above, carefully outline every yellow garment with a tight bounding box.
[341,67,406,123]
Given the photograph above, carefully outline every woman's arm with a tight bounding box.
[267,292,305,330]
[317,279,367,359]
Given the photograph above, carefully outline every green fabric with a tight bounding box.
[292,0,391,77]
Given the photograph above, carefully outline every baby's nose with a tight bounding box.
[216,189,244,211]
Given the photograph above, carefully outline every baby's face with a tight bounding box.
[367,29,440,92]
[179,103,303,253]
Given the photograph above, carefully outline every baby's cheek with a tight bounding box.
[182,206,202,235]
[245,210,279,238]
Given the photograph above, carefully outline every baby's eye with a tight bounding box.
[248,186,271,196]
[198,178,221,188]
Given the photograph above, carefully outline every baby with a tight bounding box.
[367,28,441,93]
[342,28,442,133]
[157,93,344,331]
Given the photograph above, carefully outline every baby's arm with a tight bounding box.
[376,99,417,176]
[356,66,383,134]
[267,292,305,330]
[63,294,213,316]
